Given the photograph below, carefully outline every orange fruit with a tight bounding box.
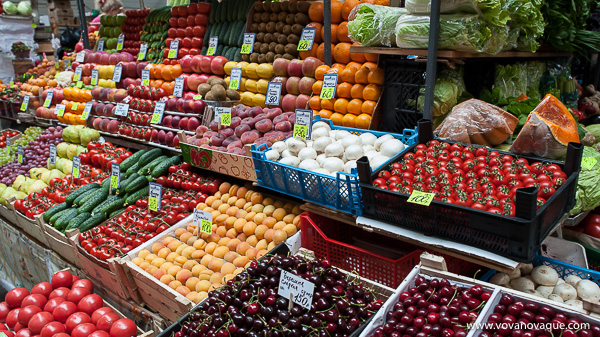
[337,82,352,98]
[355,114,372,129]
[319,109,333,119]
[331,0,343,24]
[309,96,321,110]
[308,2,324,22]
[321,98,336,110]
[347,99,363,115]
[342,113,357,127]
[171,64,182,78]
[355,68,370,84]
[340,67,357,83]
[337,22,352,43]
[312,80,323,95]
[315,65,330,80]
[362,62,378,71]
[330,112,344,126]
[362,100,377,115]
[307,22,324,43]
[368,68,384,85]
[299,45,318,59]
[161,65,173,81]
[153,64,164,79]
[365,53,379,62]
[350,46,367,63]
[323,24,340,44]
[363,84,382,101]
[346,62,362,71]
[333,43,352,64]
[317,44,334,62]
[342,0,359,21]
[350,84,365,99]
[333,98,349,113]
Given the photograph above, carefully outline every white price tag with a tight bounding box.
[173,77,184,97]
[241,33,255,54]
[96,39,104,51]
[320,74,338,99]
[148,182,162,211]
[43,91,53,108]
[20,95,30,111]
[115,103,129,116]
[116,34,124,51]
[76,52,85,63]
[112,64,122,82]
[141,69,150,86]
[49,144,57,165]
[297,27,317,51]
[91,69,99,86]
[193,209,213,234]
[278,270,315,310]
[17,145,23,163]
[214,107,231,124]
[168,40,179,59]
[72,156,81,178]
[73,66,82,82]
[138,43,147,61]
[293,109,313,140]
[81,102,93,120]
[265,82,282,106]
[229,68,242,90]
[111,162,120,189]
[151,101,166,124]
[56,104,66,117]
[207,36,218,56]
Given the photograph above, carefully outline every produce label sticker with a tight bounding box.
[141,69,150,86]
[151,101,166,124]
[219,108,232,126]
[81,102,93,120]
[293,109,313,140]
[112,64,122,82]
[91,69,99,86]
[17,145,23,163]
[407,190,435,206]
[278,270,314,310]
[71,102,79,111]
[168,40,179,59]
[20,95,30,111]
[43,91,53,107]
[241,33,255,54]
[111,162,120,189]
[73,66,82,81]
[582,157,597,170]
[96,39,104,51]
[297,27,317,51]
[55,62,59,69]
[49,144,57,165]
[320,74,338,99]
[193,95,202,100]
[72,155,81,178]
[207,36,218,56]
[265,82,282,106]
[116,34,124,51]
[9,81,13,89]
[193,209,213,234]
[229,68,242,90]
[148,182,162,212]
[115,103,129,117]
[56,104,66,117]
[66,60,71,68]
[138,43,147,61]
[76,52,85,63]
[173,77,184,97]
[76,81,83,88]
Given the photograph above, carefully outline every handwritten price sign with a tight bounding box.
[148,182,162,211]
[241,33,255,54]
[320,74,338,99]
[297,27,317,51]
[407,190,435,206]
[193,209,213,234]
[293,109,313,140]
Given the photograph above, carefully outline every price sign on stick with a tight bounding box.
[151,102,166,124]
[193,209,213,234]
[76,52,85,63]
[229,68,242,90]
[293,109,313,140]
[141,69,150,86]
[72,156,81,178]
[138,43,147,61]
[265,82,282,106]
[207,36,218,56]
[115,103,129,116]
[17,145,23,163]
[297,27,317,51]
[111,162,120,189]
[241,33,255,54]
[218,107,232,126]
[56,104,66,117]
[81,102,93,120]
[20,95,30,111]
[96,39,104,51]
[43,91,53,108]
[278,270,315,310]
[112,64,122,82]
[73,66,82,81]
[49,145,57,165]
[168,40,179,59]
[148,182,162,211]
[320,74,338,99]
[116,34,124,51]
[91,69,99,86]
[173,77,184,97]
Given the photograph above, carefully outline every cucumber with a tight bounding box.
[78,194,108,214]
[65,212,91,231]
[43,203,68,222]
[126,176,149,193]
[74,188,104,206]
[78,213,107,233]
[50,208,73,225]
[101,177,110,189]
[120,150,146,172]
[126,186,150,205]
[116,176,131,195]
[138,148,163,168]
[91,196,122,215]
[151,156,182,178]
[109,208,126,218]
[93,198,125,216]
[65,183,100,205]
[54,208,79,231]
[126,162,140,177]
[137,155,168,176]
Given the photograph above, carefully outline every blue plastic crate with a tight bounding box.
[251,116,418,215]
[481,254,600,287]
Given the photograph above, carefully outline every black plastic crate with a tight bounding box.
[380,57,427,132]
[356,120,583,263]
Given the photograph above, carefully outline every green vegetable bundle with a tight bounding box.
[542,0,600,55]
[570,147,600,215]
[404,0,509,27]
[417,66,468,117]
[347,4,408,47]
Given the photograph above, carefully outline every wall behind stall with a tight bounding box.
[35,0,165,21]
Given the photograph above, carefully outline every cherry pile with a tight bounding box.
[370,277,491,337]
[479,293,600,337]
[174,255,384,337]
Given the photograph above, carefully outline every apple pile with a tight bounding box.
[179,55,227,92]
[121,9,150,55]
[164,4,210,61]
[164,92,208,114]
[187,104,294,155]
[0,270,139,337]
[273,57,323,113]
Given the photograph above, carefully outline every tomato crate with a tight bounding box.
[251,116,418,215]
[301,212,480,288]
[356,120,583,262]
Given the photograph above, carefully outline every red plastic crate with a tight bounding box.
[300,212,481,287]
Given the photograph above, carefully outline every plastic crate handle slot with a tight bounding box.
[564,142,583,176]
[515,187,538,220]
[418,119,434,144]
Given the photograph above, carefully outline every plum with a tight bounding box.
[235,124,251,137]
[275,121,292,132]
[256,119,273,133]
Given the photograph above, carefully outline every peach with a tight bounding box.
[176,269,193,283]
[195,280,211,292]
[160,275,175,285]
[233,256,250,268]
[224,251,239,263]
[213,246,229,259]
[169,280,182,290]
[153,268,167,280]
[168,265,182,276]
[236,242,251,255]
[152,243,165,254]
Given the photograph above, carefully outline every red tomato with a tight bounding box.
[51,271,73,289]
[6,288,30,309]
[584,215,600,238]
[91,307,114,325]
[96,313,119,332]
[77,295,103,316]
[15,328,31,337]
[89,331,110,337]
[72,279,93,293]
[30,283,52,299]
[48,288,70,301]
[6,309,20,330]
[27,312,53,334]
[65,312,91,333]
[67,287,91,305]
[21,295,47,310]
[0,302,8,323]
[109,318,137,337]
[52,301,78,323]
[42,297,65,313]
[17,306,41,327]
[40,321,66,337]
[71,323,97,337]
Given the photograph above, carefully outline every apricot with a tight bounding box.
[236,242,251,255]
[153,268,167,280]
[186,277,200,290]
[182,246,196,259]
[132,257,143,266]
[197,203,207,210]
[207,234,220,243]
[208,283,221,292]
[292,205,302,215]
[157,248,171,259]
[218,237,231,246]
[263,198,274,206]
[226,228,238,239]
[219,182,232,194]
[250,192,263,204]
[185,291,197,301]
[226,238,241,251]
[245,190,254,201]
[221,262,236,275]
[210,272,225,284]
[254,225,268,239]
[245,248,259,259]
[145,265,158,275]
[253,213,266,225]
[283,224,298,237]
[215,226,227,238]
[191,250,206,260]
[273,221,286,230]
[283,214,295,224]
[175,244,189,255]
[256,250,268,259]
[220,193,230,203]
[233,256,250,267]
[169,280,182,290]
[138,249,151,259]
[186,235,198,246]
[244,202,253,212]
[151,258,166,268]
[267,241,277,251]
[175,228,188,238]
[273,208,287,221]
[208,258,224,272]
[263,205,276,216]
[183,260,198,270]
[163,237,175,246]
[246,235,258,247]
[225,216,237,229]
[176,269,193,283]
[293,215,301,227]
[256,239,268,250]
[262,217,277,228]
[160,262,174,272]
[205,196,217,207]
[195,280,211,292]
[227,197,238,206]
[193,239,207,250]
[167,240,182,251]
[235,199,246,209]
[243,222,257,236]
[234,218,247,232]
[224,251,239,263]
[211,200,223,209]
[168,265,182,276]
[180,232,193,244]
[273,230,288,244]
[139,261,150,270]
[174,256,188,266]
[144,253,158,262]
[264,229,275,242]
[233,268,245,276]
[191,264,206,277]
[152,243,165,254]
[160,274,175,285]
[236,186,248,199]
[217,204,229,215]
[236,233,247,242]
[235,209,248,219]
[200,255,213,267]
[213,246,230,259]
[244,211,257,222]
[204,242,218,255]
[195,291,208,303]
[251,204,265,213]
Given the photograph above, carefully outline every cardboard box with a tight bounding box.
[39,215,79,267]
[9,200,48,246]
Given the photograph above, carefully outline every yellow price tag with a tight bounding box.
[111,175,119,189]
[91,77,97,85]
[43,98,51,107]
[228,79,239,90]
[81,110,89,120]
[76,81,83,88]
[71,102,79,110]
[407,190,435,206]
[168,49,177,58]
[193,95,202,100]
[150,113,161,124]
[293,124,307,140]
[221,113,231,126]
[320,87,334,99]
[20,102,27,111]
[200,220,212,234]
[298,40,310,51]
[241,44,251,54]
[142,79,149,86]
[207,46,215,56]
[73,167,80,178]
[582,157,597,170]
[148,197,158,211]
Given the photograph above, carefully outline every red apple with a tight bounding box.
[200,55,214,74]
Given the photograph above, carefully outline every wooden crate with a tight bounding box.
[47,0,73,10]
[37,42,54,54]
[13,60,32,75]
[39,216,79,267]
[0,202,18,225]
[9,200,49,246]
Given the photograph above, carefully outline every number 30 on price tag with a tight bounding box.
[193,209,213,234]
[148,182,162,211]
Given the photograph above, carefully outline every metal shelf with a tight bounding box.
[351,46,573,60]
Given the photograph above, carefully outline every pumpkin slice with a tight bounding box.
[510,94,579,159]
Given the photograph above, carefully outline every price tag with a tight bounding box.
[138,43,147,61]
[112,64,122,82]
[72,156,81,178]
[55,62,59,69]
[297,27,317,51]
[278,270,314,310]
[76,81,83,88]
[71,102,79,111]
[320,74,338,99]
[97,39,104,51]
[173,77,184,97]
[56,104,66,117]
[49,144,57,165]
[73,66,82,81]
[217,107,232,126]
[81,102,93,120]
[9,81,14,89]
[241,33,255,54]
[116,34,124,51]
[43,91,53,107]
[293,109,313,140]
[265,82,282,106]
[148,182,162,211]
[582,157,597,170]
[17,145,23,163]
[91,69,99,86]
[20,95,30,111]
[193,95,202,100]
[407,190,435,206]
[168,40,179,59]
[207,36,218,56]
[111,162,120,189]
[141,69,150,86]
[76,52,85,63]
[193,209,213,234]
[6,137,9,150]
[229,68,242,90]
[66,60,71,68]
[115,103,129,116]
[151,101,166,124]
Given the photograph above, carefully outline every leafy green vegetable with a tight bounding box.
[495,63,528,98]
[404,0,509,27]
[542,0,600,55]
[417,66,468,117]
[480,87,541,133]
[503,0,545,52]
[347,4,407,47]
[570,146,600,215]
